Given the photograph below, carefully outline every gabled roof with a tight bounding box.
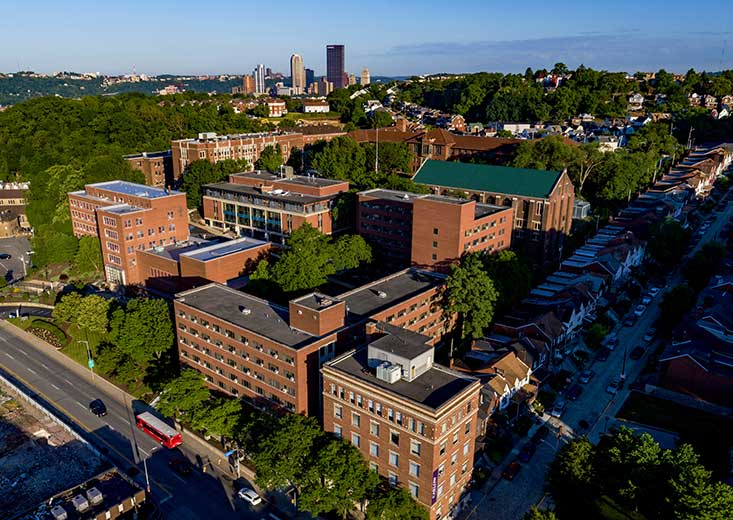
[413,159,564,199]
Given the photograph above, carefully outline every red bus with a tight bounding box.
[135,412,183,448]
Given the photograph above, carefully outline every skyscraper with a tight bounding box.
[254,64,266,94]
[360,68,370,86]
[326,44,345,89]
[290,53,306,95]
[305,68,315,88]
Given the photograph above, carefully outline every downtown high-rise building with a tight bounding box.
[305,68,315,88]
[290,53,306,94]
[254,64,266,94]
[360,68,370,86]
[326,44,345,89]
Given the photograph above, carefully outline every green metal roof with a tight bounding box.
[413,160,563,199]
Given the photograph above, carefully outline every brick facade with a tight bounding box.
[123,151,173,187]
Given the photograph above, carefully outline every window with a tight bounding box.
[437,483,444,498]
[449,472,456,486]
[439,441,446,456]
[351,433,360,448]
[451,452,458,466]
[334,425,342,438]
[388,408,394,422]
[465,421,471,435]
[390,431,400,446]
[388,473,398,486]
[418,422,425,435]
[409,461,420,477]
[432,241,438,248]
[376,403,382,416]
[461,462,468,475]
[396,412,402,425]
[410,440,421,456]
[352,412,361,427]
[409,482,419,498]
[463,442,470,456]
[408,417,415,432]
[441,423,447,434]
[432,254,437,261]
[438,463,445,477]
[370,442,379,457]
[334,404,342,419]
[389,451,399,467]
[433,227,439,235]
[370,421,380,437]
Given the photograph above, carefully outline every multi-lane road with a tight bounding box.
[462,191,733,520]
[0,322,276,520]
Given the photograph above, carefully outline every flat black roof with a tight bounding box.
[328,349,478,410]
[203,182,331,205]
[370,322,433,359]
[292,292,343,311]
[176,284,315,349]
[474,203,508,219]
[231,170,345,189]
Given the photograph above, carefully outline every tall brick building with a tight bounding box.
[173,268,451,416]
[68,181,189,285]
[322,323,481,520]
[202,170,349,243]
[413,160,574,264]
[123,150,173,187]
[357,189,512,269]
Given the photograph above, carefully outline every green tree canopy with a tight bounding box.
[522,507,558,520]
[481,250,532,313]
[365,487,429,520]
[647,218,689,268]
[156,369,211,422]
[446,253,499,339]
[182,158,250,208]
[53,293,110,336]
[109,297,174,363]
[73,236,103,275]
[255,144,283,172]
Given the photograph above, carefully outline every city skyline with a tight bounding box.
[2,0,733,77]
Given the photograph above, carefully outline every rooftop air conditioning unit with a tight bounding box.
[240,307,251,315]
[376,362,401,384]
[377,291,387,299]
[71,494,89,512]
[50,506,68,520]
[86,487,103,506]
[198,132,217,140]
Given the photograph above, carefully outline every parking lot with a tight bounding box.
[0,236,31,282]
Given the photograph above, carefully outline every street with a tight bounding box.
[0,322,276,520]
[462,192,733,520]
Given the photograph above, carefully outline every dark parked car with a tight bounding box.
[566,384,583,401]
[518,443,537,463]
[624,315,637,327]
[0,253,10,259]
[88,399,107,417]
[502,461,522,481]
[168,457,193,477]
[578,370,595,384]
[531,425,549,444]
[596,347,612,362]
[630,346,645,360]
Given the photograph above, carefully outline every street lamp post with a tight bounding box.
[620,343,628,383]
[78,340,94,381]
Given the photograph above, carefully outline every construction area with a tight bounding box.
[0,378,109,519]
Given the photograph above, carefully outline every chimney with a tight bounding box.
[395,117,408,132]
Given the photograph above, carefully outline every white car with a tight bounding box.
[550,400,566,418]
[648,287,660,296]
[641,295,653,305]
[237,487,262,506]
[633,304,647,317]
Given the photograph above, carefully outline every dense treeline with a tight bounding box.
[0,93,268,267]
[400,66,733,123]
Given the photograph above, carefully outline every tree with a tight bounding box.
[366,487,428,520]
[73,236,103,275]
[77,294,111,335]
[182,160,220,208]
[299,440,380,518]
[658,285,696,331]
[482,250,532,313]
[200,398,243,440]
[647,218,689,268]
[95,342,140,387]
[369,110,393,129]
[253,414,325,492]
[331,234,373,272]
[684,242,726,293]
[548,436,596,516]
[311,136,368,181]
[522,507,558,520]
[445,253,498,339]
[255,144,283,172]
[156,369,211,422]
[53,292,84,323]
[585,322,609,351]
[251,104,268,117]
[109,298,174,364]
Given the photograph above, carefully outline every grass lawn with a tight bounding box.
[617,391,733,476]
[595,495,647,520]
[61,324,105,366]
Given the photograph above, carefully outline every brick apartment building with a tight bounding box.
[137,237,271,294]
[123,150,173,188]
[413,160,575,264]
[349,125,521,172]
[202,170,349,243]
[68,181,189,285]
[173,268,451,415]
[357,189,512,269]
[322,323,481,520]
[171,132,304,181]
[266,99,287,117]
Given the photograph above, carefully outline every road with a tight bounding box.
[461,190,733,520]
[0,323,276,520]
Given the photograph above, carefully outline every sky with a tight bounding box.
[1,0,732,77]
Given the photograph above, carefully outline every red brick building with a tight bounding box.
[173,268,452,415]
[123,150,173,187]
[266,99,287,117]
[413,160,574,264]
[68,181,189,285]
[202,170,349,243]
[322,323,481,520]
[357,189,512,269]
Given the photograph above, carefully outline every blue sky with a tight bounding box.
[2,0,732,76]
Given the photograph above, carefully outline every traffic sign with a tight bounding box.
[88,358,95,369]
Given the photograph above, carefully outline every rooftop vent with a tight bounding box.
[240,307,251,315]
[50,506,68,520]
[71,494,89,512]
[376,362,401,384]
[402,194,410,200]
[377,291,387,299]
[86,487,103,505]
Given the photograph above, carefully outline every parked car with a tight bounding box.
[596,347,612,362]
[237,487,262,506]
[168,457,193,477]
[641,295,653,305]
[579,370,595,384]
[643,328,657,342]
[0,253,10,259]
[633,304,647,317]
[518,443,537,463]
[606,379,622,395]
[648,287,660,296]
[550,400,566,418]
[502,461,522,481]
[624,315,637,327]
[630,346,645,360]
[604,333,619,350]
[88,399,107,417]
[531,425,549,444]
[566,384,583,401]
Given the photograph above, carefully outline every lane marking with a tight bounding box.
[64,378,73,386]
[171,472,186,483]
[41,363,49,369]
[27,367,37,375]
[19,350,29,357]
[76,401,86,409]
[51,383,60,390]
[4,352,14,359]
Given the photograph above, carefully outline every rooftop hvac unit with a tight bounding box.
[86,487,103,505]
[50,506,68,520]
[198,132,217,140]
[240,307,251,315]
[376,362,401,384]
[71,494,89,512]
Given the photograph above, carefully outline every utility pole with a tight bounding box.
[375,125,379,174]
[78,340,94,381]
